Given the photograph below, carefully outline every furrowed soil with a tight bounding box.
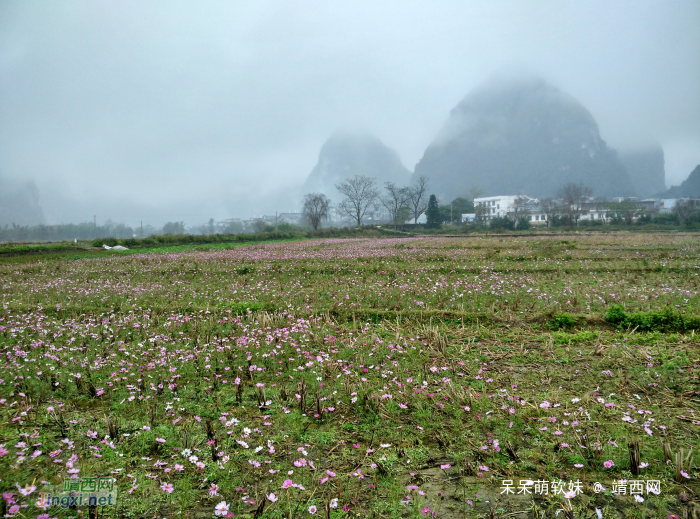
[0,234,698,519]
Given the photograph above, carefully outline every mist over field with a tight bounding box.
[1,1,699,228]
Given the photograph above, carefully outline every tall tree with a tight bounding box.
[335,175,379,226]
[539,198,556,228]
[558,183,592,229]
[406,176,430,224]
[379,182,411,228]
[508,195,527,223]
[425,195,441,229]
[302,193,330,231]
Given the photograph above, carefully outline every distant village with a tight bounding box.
[219,193,700,232]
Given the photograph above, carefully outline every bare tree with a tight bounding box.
[673,198,699,226]
[379,182,412,228]
[539,198,556,228]
[558,183,593,229]
[335,175,379,226]
[508,195,526,223]
[406,176,430,224]
[302,193,330,231]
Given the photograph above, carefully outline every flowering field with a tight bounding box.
[1,234,699,519]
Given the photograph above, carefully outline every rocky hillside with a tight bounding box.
[302,132,411,202]
[663,165,700,198]
[413,78,635,199]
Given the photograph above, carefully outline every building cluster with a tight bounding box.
[462,195,700,225]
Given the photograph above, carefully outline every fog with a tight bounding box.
[1,1,699,227]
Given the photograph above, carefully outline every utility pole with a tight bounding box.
[94,215,96,239]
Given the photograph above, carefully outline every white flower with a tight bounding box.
[214,501,229,516]
[181,448,192,457]
[634,495,644,503]
[329,498,338,508]
[254,446,263,453]
[571,398,581,403]
[188,455,199,463]
[380,444,391,448]
[243,427,251,434]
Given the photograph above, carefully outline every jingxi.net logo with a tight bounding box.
[36,477,118,510]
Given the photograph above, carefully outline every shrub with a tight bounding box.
[516,217,531,230]
[548,313,577,330]
[490,216,514,231]
[605,304,700,332]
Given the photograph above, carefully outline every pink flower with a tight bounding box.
[161,482,174,493]
[603,460,614,468]
[16,483,36,496]
[267,493,278,503]
[440,464,451,470]
[281,479,293,489]
[155,438,166,443]
[308,505,317,514]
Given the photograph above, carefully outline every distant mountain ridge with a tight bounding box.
[302,132,411,202]
[412,78,635,199]
[662,165,700,198]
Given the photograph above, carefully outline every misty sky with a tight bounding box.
[1,1,699,227]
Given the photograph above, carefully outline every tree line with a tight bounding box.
[302,175,441,230]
